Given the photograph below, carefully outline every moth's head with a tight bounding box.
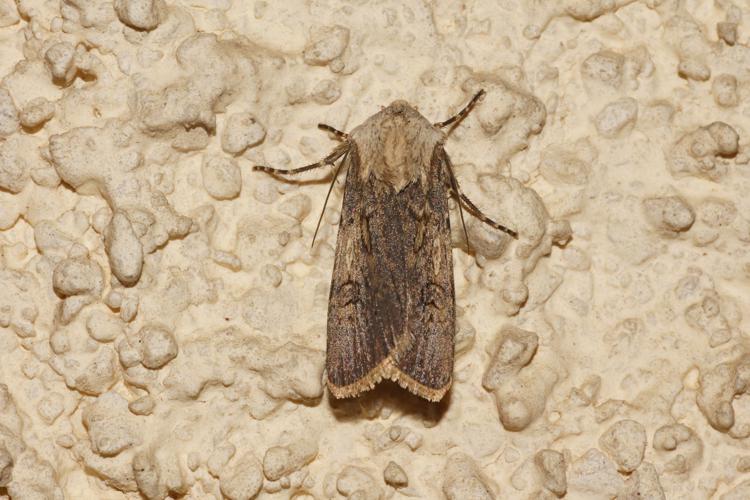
[348,99,444,190]
[354,100,438,137]
[385,100,414,111]
[383,100,422,119]
[377,100,437,136]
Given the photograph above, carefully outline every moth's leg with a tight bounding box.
[442,151,518,239]
[434,89,485,129]
[254,144,348,175]
[318,123,349,141]
[456,191,517,238]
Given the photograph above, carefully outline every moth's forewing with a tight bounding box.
[325,138,455,402]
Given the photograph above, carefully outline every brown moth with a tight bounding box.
[255,90,516,402]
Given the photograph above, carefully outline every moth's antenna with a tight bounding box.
[311,150,349,249]
[434,89,485,129]
[443,152,472,253]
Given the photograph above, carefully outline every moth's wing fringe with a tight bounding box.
[326,359,388,400]
[326,360,449,402]
[327,334,450,402]
[384,361,450,402]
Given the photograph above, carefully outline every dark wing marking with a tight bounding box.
[326,144,455,402]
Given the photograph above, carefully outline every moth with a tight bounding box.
[255,90,516,402]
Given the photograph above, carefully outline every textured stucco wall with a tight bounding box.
[1,0,749,498]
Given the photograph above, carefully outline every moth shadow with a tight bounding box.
[327,381,452,423]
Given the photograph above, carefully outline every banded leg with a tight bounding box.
[254,143,349,175]
[457,191,517,238]
[442,152,518,239]
[318,123,349,141]
[434,89,486,129]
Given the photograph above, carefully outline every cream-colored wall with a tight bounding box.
[0,0,748,498]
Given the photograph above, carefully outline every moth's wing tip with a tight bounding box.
[386,365,451,403]
[326,382,362,400]
[326,365,451,402]
[326,370,384,400]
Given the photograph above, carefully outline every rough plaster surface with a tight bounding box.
[0,0,749,499]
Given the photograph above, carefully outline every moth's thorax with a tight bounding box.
[350,101,445,192]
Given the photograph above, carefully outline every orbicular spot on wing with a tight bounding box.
[333,281,359,307]
[423,282,447,310]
